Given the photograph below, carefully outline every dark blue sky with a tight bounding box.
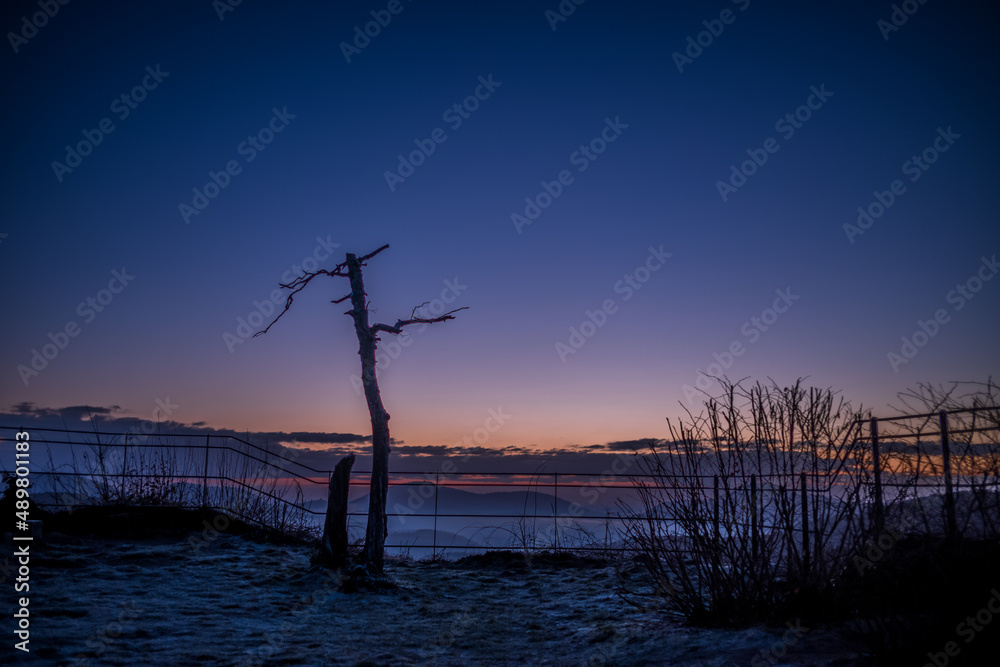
[2,0,998,449]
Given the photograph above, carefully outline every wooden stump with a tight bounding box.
[320,454,356,568]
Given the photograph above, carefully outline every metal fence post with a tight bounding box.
[712,474,721,612]
[553,472,559,550]
[433,471,440,558]
[940,411,957,540]
[750,474,758,563]
[870,418,884,530]
[713,474,720,542]
[121,433,129,502]
[203,435,210,507]
[800,471,810,580]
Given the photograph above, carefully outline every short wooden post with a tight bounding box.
[321,454,356,568]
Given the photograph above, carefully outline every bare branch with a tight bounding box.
[253,271,341,338]
[409,301,431,319]
[371,306,469,336]
[253,256,356,338]
[252,243,427,340]
[280,265,348,289]
[359,244,390,264]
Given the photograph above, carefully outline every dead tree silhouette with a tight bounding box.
[254,244,466,575]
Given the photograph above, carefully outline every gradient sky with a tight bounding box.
[2,0,998,451]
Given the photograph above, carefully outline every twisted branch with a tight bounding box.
[253,244,466,338]
[370,307,469,336]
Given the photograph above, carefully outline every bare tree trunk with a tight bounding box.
[320,454,355,568]
[255,244,465,578]
[346,253,391,575]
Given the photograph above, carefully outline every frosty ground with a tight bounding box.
[6,532,873,666]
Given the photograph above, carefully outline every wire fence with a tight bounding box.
[2,406,998,556]
[861,406,1000,539]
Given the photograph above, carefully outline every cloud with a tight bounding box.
[7,402,119,422]
[0,403,369,448]
[0,404,679,476]
[598,438,665,452]
[276,431,371,445]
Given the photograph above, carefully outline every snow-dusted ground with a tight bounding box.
[4,532,873,666]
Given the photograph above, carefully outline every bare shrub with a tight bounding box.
[44,427,317,540]
[619,378,874,625]
[209,437,316,540]
[74,430,198,506]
